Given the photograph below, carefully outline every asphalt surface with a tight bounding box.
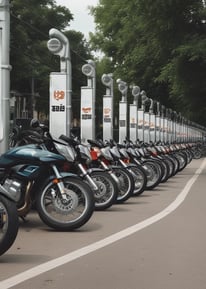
[0,157,206,289]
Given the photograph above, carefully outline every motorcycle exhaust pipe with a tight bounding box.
[17,181,33,217]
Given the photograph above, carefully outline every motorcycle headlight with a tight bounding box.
[54,143,76,162]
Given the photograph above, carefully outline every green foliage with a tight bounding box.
[10,0,92,117]
[9,0,206,127]
[90,0,206,126]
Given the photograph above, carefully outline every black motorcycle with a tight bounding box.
[0,184,19,255]
[10,120,118,211]
[0,143,95,231]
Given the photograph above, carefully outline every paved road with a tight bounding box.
[1,158,206,289]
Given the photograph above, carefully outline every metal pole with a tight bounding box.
[0,0,11,154]
[81,60,96,142]
[89,60,96,139]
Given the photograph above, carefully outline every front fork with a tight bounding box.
[99,161,121,189]
[77,163,99,192]
[118,159,137,179]
[51,165,70,199]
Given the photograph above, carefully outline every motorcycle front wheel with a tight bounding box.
[126,165,147,196]
[0,195,19,256]
[36,176,95,231]
[142,160,161,190]
[90,171,118,211]
[112,167,134,203]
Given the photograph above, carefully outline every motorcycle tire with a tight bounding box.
[0,195,19,256]
[126,164,147,196]
[175,152,188,172]
[191,148,202,159]
[155,157,170,183]
[111,167,135,203]
[167,154,180,176]
[162,156,175,179]
[90,171,118,210]
[36,176,95,231]
[142,160,162,190]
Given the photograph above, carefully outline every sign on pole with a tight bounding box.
[129,104,137,142]
[119,101,127,143]
[80,87,94,143]
[144,111,150,143]
[49,73,67,138]
[137,109,144,141]
[149,99,155,143]
[102,73,113,141]
[103,96,113,141]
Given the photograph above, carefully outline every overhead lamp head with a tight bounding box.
[116,79,128,95]
[140,90,147,101]
[47,38,63,55]
[132,86,140,97]
[101,74,113,87]
[82,63,95,78]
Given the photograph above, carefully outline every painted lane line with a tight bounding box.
[1,158,206,289]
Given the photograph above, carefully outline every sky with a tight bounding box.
[55,0,99,39]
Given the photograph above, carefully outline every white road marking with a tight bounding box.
[1,158,206,289]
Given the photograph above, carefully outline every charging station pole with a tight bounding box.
[155,102,161,142]
[117,79,128,144]
[144,98,150,143]
[80,60,96,143]
[47,28,72,138]
[101,73,113,141]
[137,90,148,142]
[149,99,156,143]
[129,86,140,142]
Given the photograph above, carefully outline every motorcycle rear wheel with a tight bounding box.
[36,176,95,231]
[0,195,19,256]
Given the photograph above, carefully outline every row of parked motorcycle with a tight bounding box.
[0,118,202,256]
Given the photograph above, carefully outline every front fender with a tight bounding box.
[125,163,139,168]
[49,172,82,181]
[108,164,124,170]
[86,167,105,174]
[33,172,83,195]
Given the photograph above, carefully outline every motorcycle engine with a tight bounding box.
[2,178,22,202]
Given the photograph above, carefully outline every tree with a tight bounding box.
[90,0,206,125]
[10,0,92,119]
